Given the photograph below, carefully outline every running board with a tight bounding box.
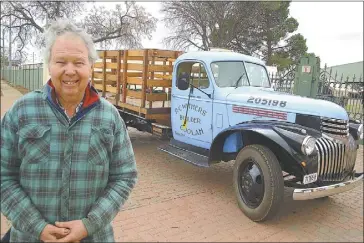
[158,144,209,167]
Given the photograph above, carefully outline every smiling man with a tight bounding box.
[1,19,138,242]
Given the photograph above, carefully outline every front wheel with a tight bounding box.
[233,144,284,222]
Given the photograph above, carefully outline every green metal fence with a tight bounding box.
[270,65,363,120]
[1,64,44,91]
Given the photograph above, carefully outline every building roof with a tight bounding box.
[323,61,363,82]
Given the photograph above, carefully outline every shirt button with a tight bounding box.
[63,195,68,199]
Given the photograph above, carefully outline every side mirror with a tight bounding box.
[177,72,190,90]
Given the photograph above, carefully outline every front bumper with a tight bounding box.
[293,173,363,200]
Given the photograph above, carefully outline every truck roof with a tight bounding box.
[176,51,265,65]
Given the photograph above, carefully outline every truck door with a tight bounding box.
[172,61,213,149]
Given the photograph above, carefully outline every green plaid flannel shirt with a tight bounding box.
[1,82,138,242]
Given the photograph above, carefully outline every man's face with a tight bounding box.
[48,33,92,100]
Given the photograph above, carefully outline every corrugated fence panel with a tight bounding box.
[1,66,44,91]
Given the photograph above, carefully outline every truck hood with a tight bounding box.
[226,87,349,120]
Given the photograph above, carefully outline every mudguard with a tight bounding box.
[209,120,321,175]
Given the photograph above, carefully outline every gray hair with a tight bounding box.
[43,18,99,64]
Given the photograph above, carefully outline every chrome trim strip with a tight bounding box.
[321,117,347,123]
[320,117,349,137]
[339,143,345,180]
[293,174,363,200]
[321,122,349,128]
[321,127,349,133]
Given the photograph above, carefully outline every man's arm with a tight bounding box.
[81,117,138,235]
[1,109,48,239]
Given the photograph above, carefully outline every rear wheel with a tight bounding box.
[233,144,284,222]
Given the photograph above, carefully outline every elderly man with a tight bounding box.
[1,19,138,242]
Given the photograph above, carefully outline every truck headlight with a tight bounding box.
[301,136,316,155]
[358,124,363,140]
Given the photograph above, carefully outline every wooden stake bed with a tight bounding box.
[91,49,183,127]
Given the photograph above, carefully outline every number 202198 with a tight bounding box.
[247,97,287,107]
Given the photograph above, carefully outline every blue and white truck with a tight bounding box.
[95,49,363,222]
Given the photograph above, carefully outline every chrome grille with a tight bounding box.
[321,117,349,137]
[315,135,357,182]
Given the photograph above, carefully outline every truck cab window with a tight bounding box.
[244,62,270,88]
[176,62,210,90]
[211,61,270,88]
[211,61,249,87]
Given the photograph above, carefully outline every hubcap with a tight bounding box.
[238,158,265,208]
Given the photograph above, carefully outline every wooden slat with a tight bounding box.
[151,57,177,62]
[149,50,179,58]
[106,74,117,81]
[93,80,115,85]
[147,79,171,87]
[116,50,121,104]
[105,50,119,58]
[94,62,104,68]
[105,63,118,69]
[94,72,103,79]
[126,72,143,77]
[106,86,118,94]
[127,90,142,99]
[127,77,142,85]
[141,50,148,108]
[126,56,144,61]
[128,63,144,71]
[118,102,147,114]
[127,50,145,57]
[148,65,173,73]
[102,50,106,97]
[149,56,155,108]
[146,93,170,102]
[94,84,103,90]
[122,50,128,103]
[162,60,167,107]
[153,73,172,79]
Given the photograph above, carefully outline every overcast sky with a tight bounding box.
[28,1,363,67]
[137,1,363,67]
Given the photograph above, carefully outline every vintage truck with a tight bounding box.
[92,48,363,222]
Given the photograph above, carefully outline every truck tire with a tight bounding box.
[233,144,284,222]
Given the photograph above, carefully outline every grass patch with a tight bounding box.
[345,99,363,120]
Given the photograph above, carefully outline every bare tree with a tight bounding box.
[1,1,157,61]
[82,2,157,49]
[161,1,310,72]
[161,1,217,50]
[1,1,85,53]
[160,1,261,53]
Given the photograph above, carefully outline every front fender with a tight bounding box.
[209,121,320,175]
[349,119,362,141]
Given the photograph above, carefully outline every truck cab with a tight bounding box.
[172,51,284,149]
[159,50,363,221]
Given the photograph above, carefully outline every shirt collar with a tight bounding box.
[44,79,100,121]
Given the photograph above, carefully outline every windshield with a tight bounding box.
[211,61,270,88]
